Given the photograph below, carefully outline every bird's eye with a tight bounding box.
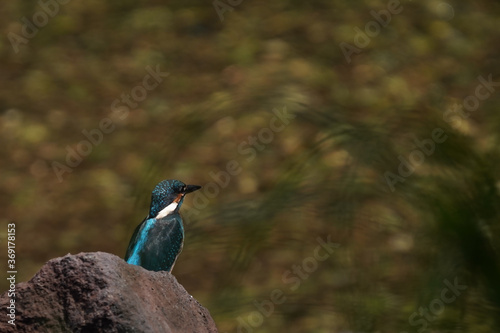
[181,186,186,192]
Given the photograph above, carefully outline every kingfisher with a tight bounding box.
[125,179,201,272]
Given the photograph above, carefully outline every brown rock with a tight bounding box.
[0,252,218,333]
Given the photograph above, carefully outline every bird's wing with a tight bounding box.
[141,215,184,272]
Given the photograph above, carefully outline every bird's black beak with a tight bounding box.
[183,184,202,194]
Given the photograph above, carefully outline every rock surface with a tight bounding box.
[0,252,218,333]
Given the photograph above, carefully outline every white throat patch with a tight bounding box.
[156,201,179,219]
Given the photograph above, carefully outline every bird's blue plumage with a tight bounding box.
[124,179,201,272]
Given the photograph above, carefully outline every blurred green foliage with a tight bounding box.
[1,0,500,332]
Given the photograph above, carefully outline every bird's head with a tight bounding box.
[149,179,201,219]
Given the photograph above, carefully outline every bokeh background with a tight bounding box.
[1,0,500,332]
